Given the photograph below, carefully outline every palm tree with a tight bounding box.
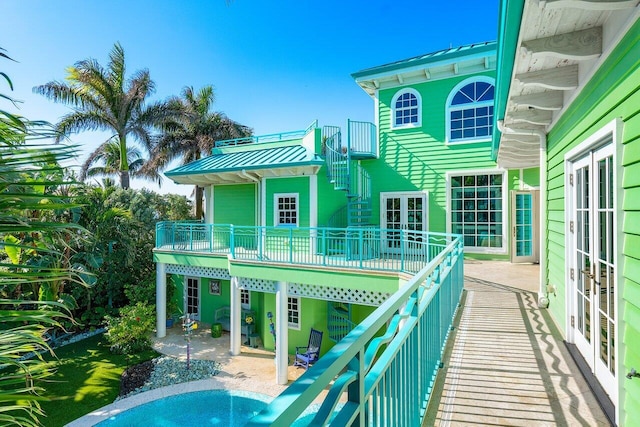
[34,42,176,189]
[145,85,252,218]
[80,138,161,185]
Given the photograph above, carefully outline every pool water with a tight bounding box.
[96,389,271,426]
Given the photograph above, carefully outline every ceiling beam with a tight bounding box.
[512,91,564,110]
[397,74,404,84]
[540,0,639,10]
[515,64,579,90]
[424,69,431,79]
[373,79,380,89]
[522,27,602,61]
[507,109,554,126]
[501,134,543,144]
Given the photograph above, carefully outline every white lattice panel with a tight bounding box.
[165,264,231,280]
[288,283,390,306]
[238,277,276,293]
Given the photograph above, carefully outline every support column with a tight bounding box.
[204,185,214,224]
[230,276,242,356]
[156,263,167,338]
[275,281,289,385]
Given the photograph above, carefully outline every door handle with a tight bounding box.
[582,269,594,280]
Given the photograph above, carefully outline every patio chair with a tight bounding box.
[293,328,323,370]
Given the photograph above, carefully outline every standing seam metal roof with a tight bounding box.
[165,145,323,177]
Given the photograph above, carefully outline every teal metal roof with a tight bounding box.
[351,42,497,79]
[491,0,525,160]
[165,145,323,177]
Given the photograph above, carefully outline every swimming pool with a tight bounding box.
[96,389,271,426]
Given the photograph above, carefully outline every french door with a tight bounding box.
[569,141,616,404]
[185,276,201,320]
[511,190,539,263]
[381,192,428,254]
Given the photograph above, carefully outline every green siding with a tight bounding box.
[522,167,540,188]
[543,17,640,424]
[214,184,256,226]
[266,177,310,227]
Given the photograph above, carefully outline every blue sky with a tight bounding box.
[3,0,498,196]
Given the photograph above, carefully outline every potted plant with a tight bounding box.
[166,300,180,328]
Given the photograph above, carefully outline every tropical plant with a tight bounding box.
[105,302,156,354]
[34,42,177,189]
[145,85,252,218]
[1,47,79,426]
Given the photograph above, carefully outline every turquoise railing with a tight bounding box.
[155,222,454,274]
[246,235,464,426]
[214,120,318,148]
[347,119,377,156]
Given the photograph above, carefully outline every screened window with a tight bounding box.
[450,173,504,250]
[447,79,494,143]
[288,297,301,329]
[391,89,421,128]
[274,193,298,227]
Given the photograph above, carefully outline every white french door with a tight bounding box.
[185,276,201,320]
[569,141,616,405]
[381,192,428,254]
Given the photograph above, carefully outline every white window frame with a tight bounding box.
[446,169,507,254]
[445,76,495,144]
[240,289,250,310]
[390,88,422,130]
[273,193,299,227]
[287,296,301,330]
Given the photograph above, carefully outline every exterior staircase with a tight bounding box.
[327,301,355,343]
[323,122,374,229]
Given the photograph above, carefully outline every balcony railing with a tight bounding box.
[214,120,318,148]
[246,234,464,426]
[348,119,376,159]
[155,222,457,274]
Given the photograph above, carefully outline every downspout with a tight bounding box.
[497,120,548,308]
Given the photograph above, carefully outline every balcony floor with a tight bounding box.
[429,260,610,426]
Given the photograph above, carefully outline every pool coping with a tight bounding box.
[64,378,266,427]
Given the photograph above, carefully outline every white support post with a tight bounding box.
[204,185,214,224]
[156,263,167,338]
[230,276,242,356]
[275,281,289,385]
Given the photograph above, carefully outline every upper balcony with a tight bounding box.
[155,222,455,275]
[213,120,319,151]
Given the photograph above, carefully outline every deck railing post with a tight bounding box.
[230,224,235,257]
[289,227,293,263]
[401,229,406,272]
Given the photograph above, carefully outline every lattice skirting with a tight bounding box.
[163,264,389,306]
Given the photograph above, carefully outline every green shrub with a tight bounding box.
[105,302,156,354]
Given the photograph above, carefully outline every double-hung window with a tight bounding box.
[274,193,298,227]
[288,297,301,330]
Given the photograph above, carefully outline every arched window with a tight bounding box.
[446,77,495,143]
[391,88,421,129]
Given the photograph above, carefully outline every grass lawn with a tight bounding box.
[38,333,158,427]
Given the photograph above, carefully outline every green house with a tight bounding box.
[494,0,640,425]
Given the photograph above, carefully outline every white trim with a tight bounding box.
[309,175,317,229]
[261,177,267,227]
[374,89,381,158]
[390,88,422,130]
[563,118,622,412]
[287,296,301,330]
[273,192,299,227]
[445,169,508,254]
[445,76,496,145]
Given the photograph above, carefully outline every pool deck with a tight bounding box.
[69,260,610,426]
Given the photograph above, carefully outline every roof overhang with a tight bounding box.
[165,145,324,186]
[493,0,640,168]
[352,43,497,97]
